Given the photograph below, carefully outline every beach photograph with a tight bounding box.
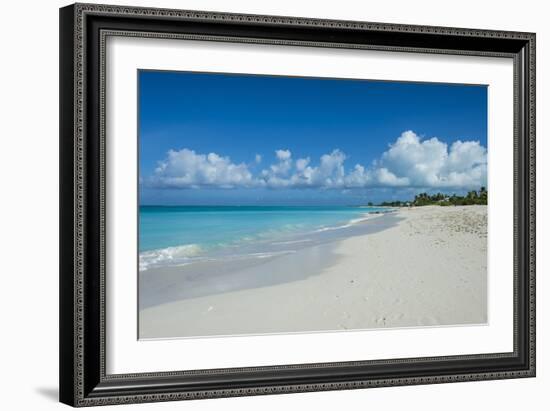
[138,70,488,339]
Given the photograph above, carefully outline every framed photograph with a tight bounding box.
[59,3,536,407]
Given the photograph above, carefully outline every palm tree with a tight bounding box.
[479,186,488,204]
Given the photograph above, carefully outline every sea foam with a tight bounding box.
[139,244,203,271]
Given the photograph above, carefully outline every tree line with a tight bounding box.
[376,187,487,207]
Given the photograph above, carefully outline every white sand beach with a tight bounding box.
[139,205,487,339]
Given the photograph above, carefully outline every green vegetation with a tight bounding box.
[377,187,487,207]
[378,200,407,207]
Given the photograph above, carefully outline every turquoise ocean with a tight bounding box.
[139,206,390,271]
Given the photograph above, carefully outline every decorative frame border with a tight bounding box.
[60,3,535,407]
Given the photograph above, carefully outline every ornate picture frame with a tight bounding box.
[59,3,535,406]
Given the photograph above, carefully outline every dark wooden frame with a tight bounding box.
[60,3,536,407]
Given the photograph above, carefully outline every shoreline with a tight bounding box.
[139,205,487,339]
[139,210,400,309]
[138,206,394,272]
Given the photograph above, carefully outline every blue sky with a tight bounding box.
[139,70,487,205]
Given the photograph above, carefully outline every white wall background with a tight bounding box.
[0,0,546,409]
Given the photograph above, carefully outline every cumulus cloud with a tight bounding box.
[295,157,310,171]
[147,131,487,190]
[268,149,293,177]
[275,149,291,161]
[149,148,253,188]
[378,130,486,188]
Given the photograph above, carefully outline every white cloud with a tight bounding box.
[295,157,310,171]
[377,130,486,188]
[259,149,347,188]
[264,149,293,182]
[149,148,253,188]
[380,130,448,187]
[374,167,410,186]
[147,131,487,191]
[275,149,291,161]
